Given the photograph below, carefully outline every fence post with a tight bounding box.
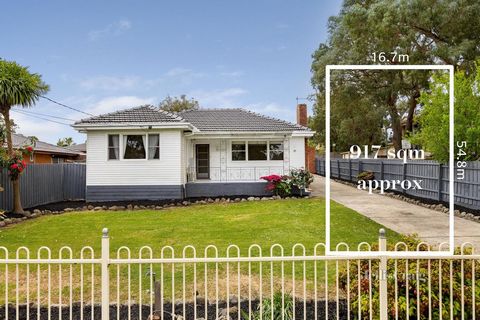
[379,228,388,320]
[402,163,407,194]
[337,159,340,179]
[101,228,110,320]
[349,159,352,181]
[438,163,443,201]
[380,161,384,180]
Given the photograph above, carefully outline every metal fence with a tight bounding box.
[0,229,478,320]
[316,158,480,210]
[0,164,86,211]
[187,166,287,182]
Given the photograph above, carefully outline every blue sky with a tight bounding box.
[1,0,342,144]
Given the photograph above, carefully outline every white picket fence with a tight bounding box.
[0,229,478,320]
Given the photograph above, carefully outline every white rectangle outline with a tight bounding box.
[325,64,455,256]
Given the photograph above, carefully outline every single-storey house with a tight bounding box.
[72,104,315,201]
[12,133,83,164]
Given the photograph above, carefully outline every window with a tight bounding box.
[232,141,246,161]
[148,134,160,159]
[123,135,146,159]
[52,157,64,164]
[108,135,120,160]
[269,142,284,160]
[248,141,267,160]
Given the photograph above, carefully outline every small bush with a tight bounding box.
[357,171,375,181]
[338,235,480,319]
[290,168,314,190]
[261,169,314,197]
[242,292,294,320]
[260,174,292,197]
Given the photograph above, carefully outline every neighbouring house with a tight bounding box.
[73,104,315,201]
[12,133,83,164]
[65,143,87,161]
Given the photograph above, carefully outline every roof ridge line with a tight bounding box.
[75,104,152,124]
[241,108,308,130]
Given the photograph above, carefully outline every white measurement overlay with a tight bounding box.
[325,64,455,256]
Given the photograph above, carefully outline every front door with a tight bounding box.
[195,144,210,179]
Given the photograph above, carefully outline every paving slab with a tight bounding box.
[310,175,480,249]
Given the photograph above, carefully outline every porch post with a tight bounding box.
[283,137,290,174]
[219,139,227,181]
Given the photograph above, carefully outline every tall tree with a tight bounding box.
[158,94,199,112]
[57,137,74,147]
[0,60,49,214]
[0,119,7,193]
[409,68,480,162]
[310,0,480,151]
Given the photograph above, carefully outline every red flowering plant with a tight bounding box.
[5,146,33,180]
[260,174,292,197]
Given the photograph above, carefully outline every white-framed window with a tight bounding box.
[148,134,160,160]
[248,141,267,160]
[108,134,160,160]
[269,141,284,160]
[123,135,146,159]
[108,135,120,160]
[232,141,246,161]
[231,141,285,161]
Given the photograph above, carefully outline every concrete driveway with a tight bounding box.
[311,175,480,249]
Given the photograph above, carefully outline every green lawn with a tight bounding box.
[0,198,400,254]
[0,198,401,303]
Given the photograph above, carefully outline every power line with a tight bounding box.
[11,109,72,126]
[40,95,94,116]
[13,109,77,122]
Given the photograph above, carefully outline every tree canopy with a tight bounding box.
[158,94,199,112]
[0,59,49,214]
[409,68,480,162]
[310,0,480,153]
[57,137,74,147]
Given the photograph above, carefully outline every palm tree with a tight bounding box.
[0,60,49,214]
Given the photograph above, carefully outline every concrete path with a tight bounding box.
[310,175,480,249]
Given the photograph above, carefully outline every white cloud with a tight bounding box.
[79,75,141,91]
[11,111,69,144]
[84,96,156,116]
[220,70,245,77]
[249,102,296,122]
[164,68,206,84]
[88,19,132,41]
[189,88,247,107]
[11,95,154,143]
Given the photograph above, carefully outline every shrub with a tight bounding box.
[260,174,292,197]
[242,292,294,320]
[338,235,480,319]
[290,168,314,190]
[357,171,374,181]
[261,169,314,197]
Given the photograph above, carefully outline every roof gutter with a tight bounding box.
[72,122,197,132]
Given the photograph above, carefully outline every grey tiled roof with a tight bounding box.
[75,105,183,124]
[12,134,81,156]
[180,109,310,132]
[74,106,312,133]
[65,143,86,153]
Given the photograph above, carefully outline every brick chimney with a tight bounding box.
[296,103,308,127]
[296,104,316,174]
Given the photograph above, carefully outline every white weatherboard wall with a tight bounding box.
[186,135,306,181]
[86,129,183,186]
[289,136,306,169]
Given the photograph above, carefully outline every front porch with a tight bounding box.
[185,166,286,198]
[186,166,287,182]
[184,136,303,197]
